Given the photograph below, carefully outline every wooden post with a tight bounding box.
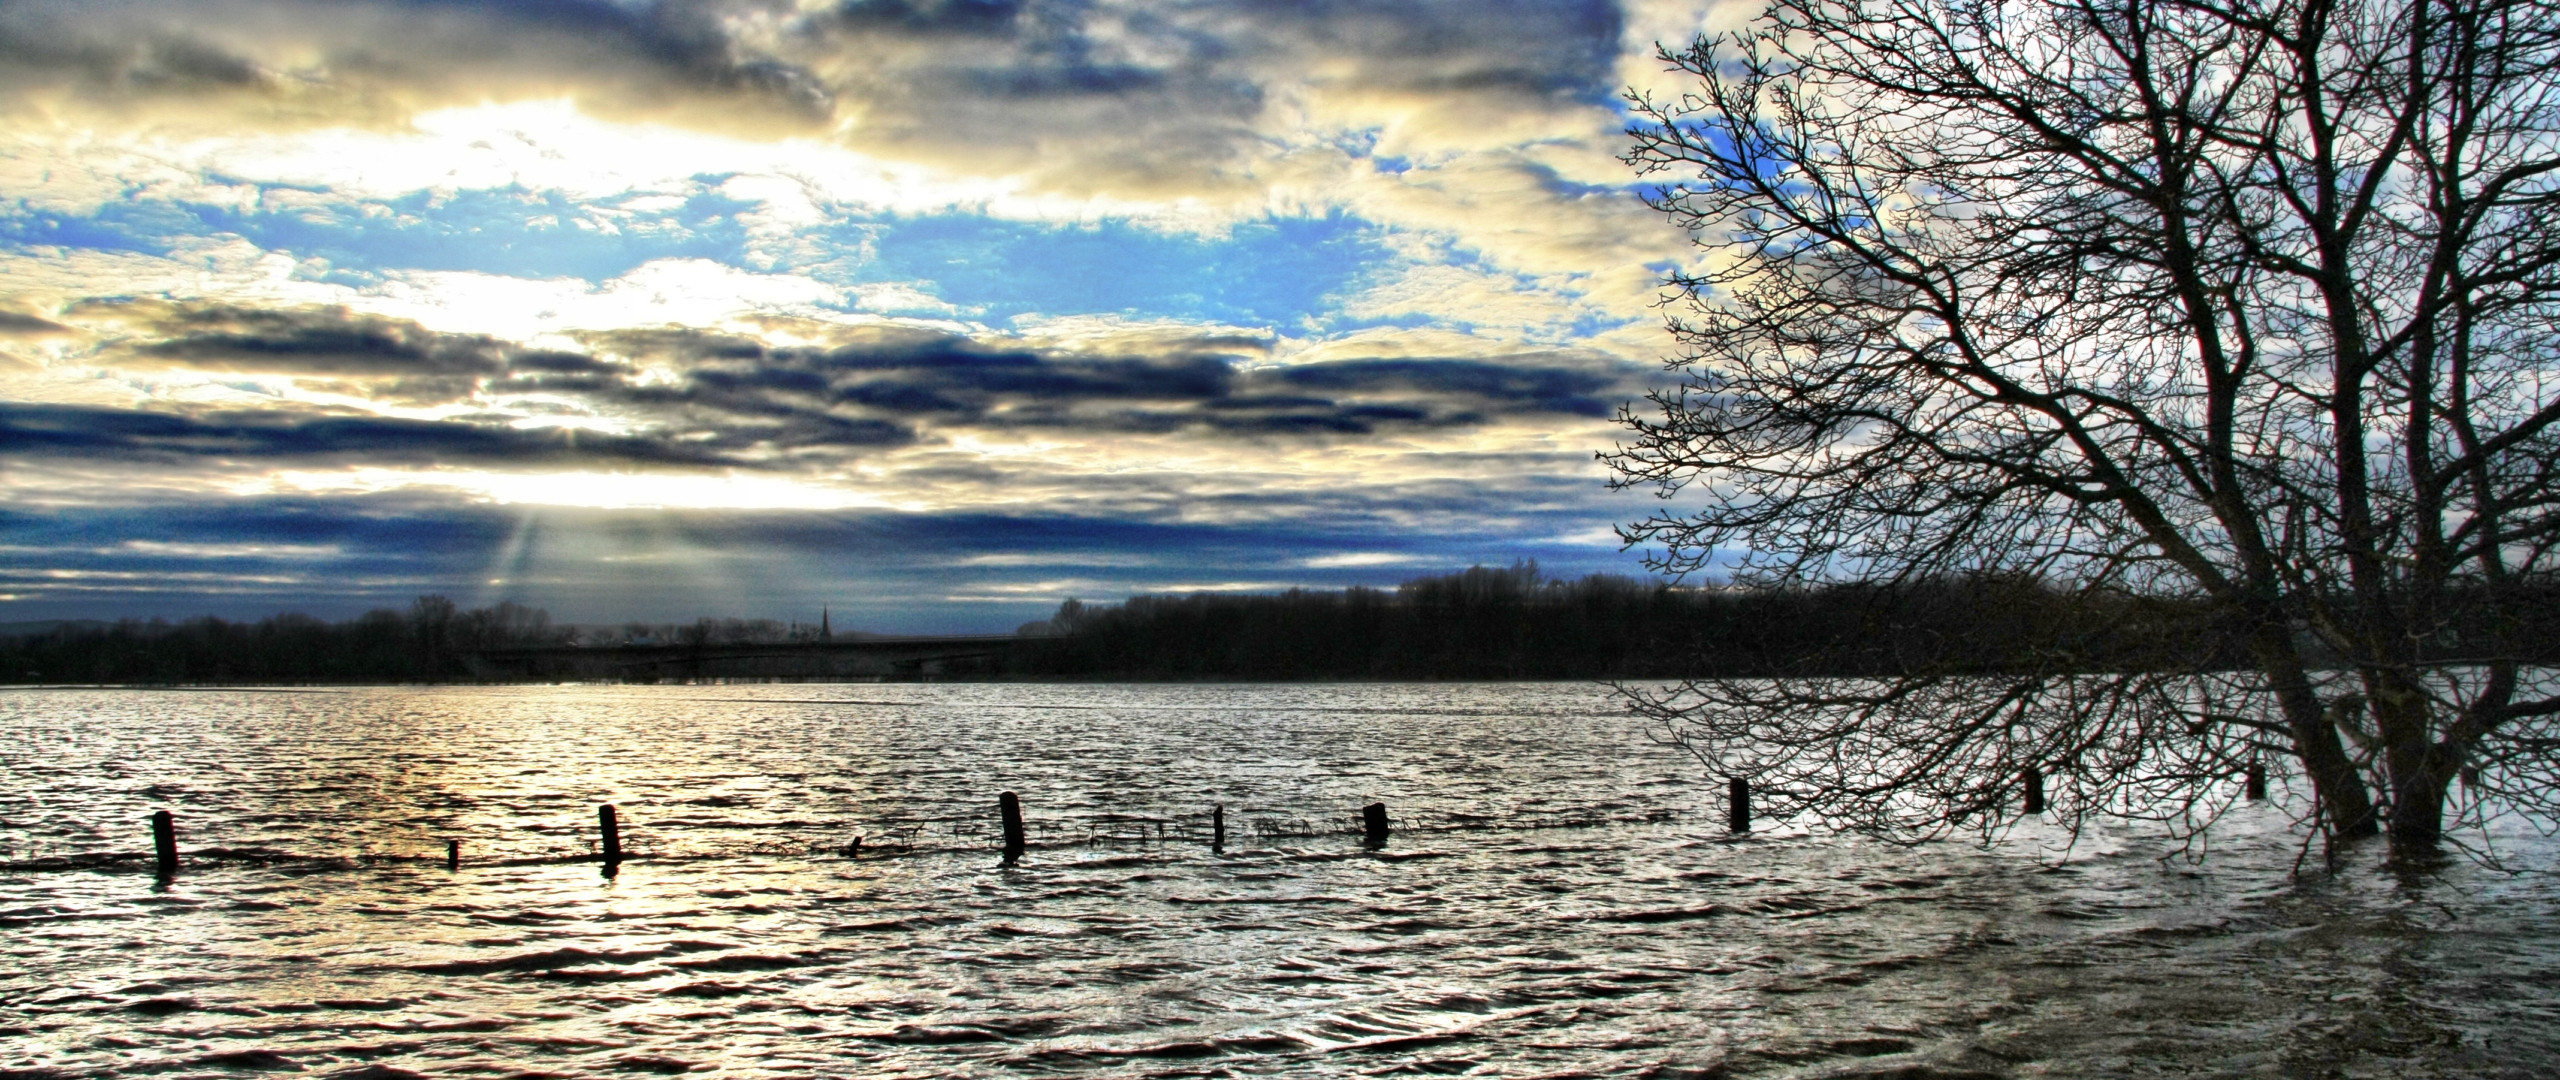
[1361,802,1388,848]
[598,804,623,864]
[1211,804,1225,853]
[1727,777,1749,834]
[150,810,178,877]
[2022,767,2045,815]
[999,791,1025,865]
[842,835,862,858]
[446,839,460,870]
[2245,762,2267,801]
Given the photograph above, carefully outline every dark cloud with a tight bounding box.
[797,0,1622,190]
[0,21,272,98]
[508,350,613,375]
[119,304,510,377]
[607,381,916,451]
[0,0,833,129]
[826,0,1025,36]
[591,327,781,363]
[1266,358,1619,417]
[401,0,835,115]
[613,344,1241,437]
[1202,402,1438,434]
[1240,0,1624,97]
[0,402,750,467]
[972,60,1170,98]
[0,310,73,338]
[84,302,577,406]
[585,324,1630,437]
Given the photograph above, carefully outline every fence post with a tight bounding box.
[1362,802,1389,848]
[1212,804,1225,853]
[598,804,623,866]
[1727,777,1750,835]
[2022,767,2045,816]
[446,839,460,871]
[999,791,1026,865]
[150,810,178,877]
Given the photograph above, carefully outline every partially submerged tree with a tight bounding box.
[1611,0,2560,860]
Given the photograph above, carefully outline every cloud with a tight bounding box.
[0,308,74,338]
[1300,551,1415,568]
[61,300,597,406]
[1266,357,1620,419]
[101,302,510,376]
[0,401,756,467]
[0,235,863,346]
[577,321,1637,439]
[0,0,834,133]
[119,539,343,558]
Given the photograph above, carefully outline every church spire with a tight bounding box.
[820,606,831,641]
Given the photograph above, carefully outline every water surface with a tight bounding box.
[2,683,2553,1077]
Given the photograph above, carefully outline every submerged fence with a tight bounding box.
[7,763,2223,878]
[0,794,1700,880]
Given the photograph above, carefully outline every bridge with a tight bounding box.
[467,635,1040,681]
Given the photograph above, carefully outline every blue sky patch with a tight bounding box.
[849,213,1381,327]
[6,182,762,283]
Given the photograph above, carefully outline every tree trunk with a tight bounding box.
[2257,629,2379,839]
[2283,692,2382,841]
[2369,668,2451,860]
[2387,762,2447,860]
[2379,692,2451,860]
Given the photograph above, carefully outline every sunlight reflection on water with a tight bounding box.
[1,683,2553,1078]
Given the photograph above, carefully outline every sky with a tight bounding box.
[0,0,1742,633]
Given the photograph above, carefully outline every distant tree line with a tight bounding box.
[0,598,877,684]
[1008,562,2265,680]
[0,597,569,684]
[6,564,2550,684]
[1013,562,2559,679]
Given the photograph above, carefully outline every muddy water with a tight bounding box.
[0,683,2552,1078]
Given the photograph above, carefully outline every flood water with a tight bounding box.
[1,683,2554,1078]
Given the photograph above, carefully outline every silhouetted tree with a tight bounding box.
[1614,0,2560,860]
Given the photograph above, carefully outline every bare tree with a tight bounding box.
[1610,0,2560,861]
